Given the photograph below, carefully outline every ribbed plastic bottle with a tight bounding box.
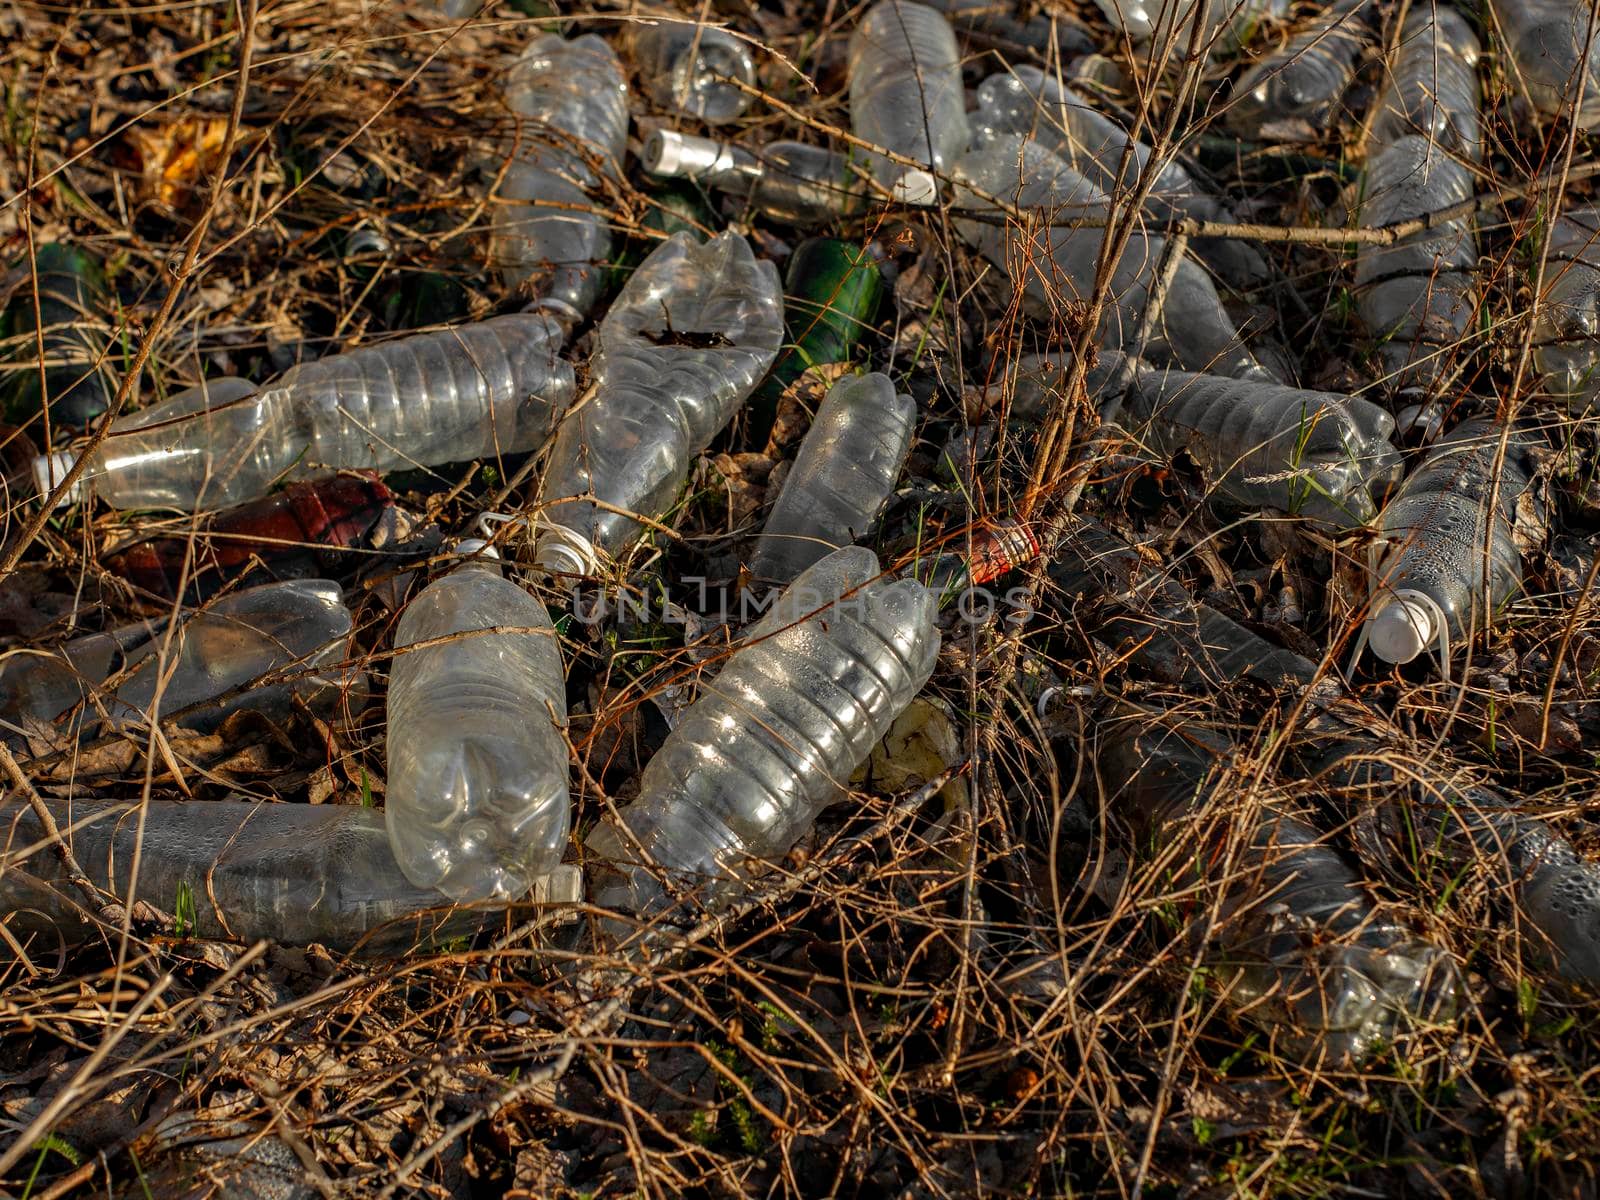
[586,546,939,912]
[973,66,1269,289]
[385,544,570,903]
[1118,362,1403,528]
[494,33,631,322]
[1534,205,1600,411]
[1098,714,1458,1060]
[846,0,970,205]
[534,230,783,577]
[1,797,581,953]
[1368,4,1482,158]
[3,243,116,427]
[953,135,1275,381]
[642,130,865,225]
[631,22,756,124]
[1361,418,1543,672]
[750,238,885,443]
[34,313,575,512]
[1354,135,1478,393]
[1493,0,1600,129]
[751,373,916,583]
[1226,0,1370,135]
[107,579,363,733]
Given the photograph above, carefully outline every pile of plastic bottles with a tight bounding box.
[7,0,1600,1065]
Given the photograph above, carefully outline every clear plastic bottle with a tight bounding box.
[1534,205,1600,410]
[586,546,939,912]
[751,373,916,583]
[494,33,631,321]
[974,65,1270,288]
[923,0,1095,56]
[1099,714,1459,1060]
[1089,0,1286,53]
[642,130,865,225]
[1368,4,1482,158]
[847,0,970,205]
[1354,135,1478,393]
[1361,419,1543,673]
[1226,0,1370,136]
[534,230,783,576]
[1,797,580,953]
[107,580,363,733]
[1493,0,1600,129]
[386,545,570,903]
[3,243,117,428]
[1119,362,1403,528]
[953,135,1275,381]
[631,22,756,125]
[0,617,166,745]
[35,313,575,512]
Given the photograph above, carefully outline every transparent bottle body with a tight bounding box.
[847,0,970,200]
[1122,365,1402,528]
[1368,5,1482,158]
[1534,205,1600,410]
[974,66,1268,287]
[0,797,558,953]
[751,373,916,583]
[1494,0,1600,129]
[108,579,362,733]
[1226,0,1369,134]
[632,23,756,124]
[586,546,940,912]
[535,230,783,573]
[1354,136,1478,391]
[66,314,574,512]
[386,562,570,903]
[1366,419,1540,656]
[0,618,165,744]
[953,135,1273,381]
[1088,0,1284,50]
[495,33,630,317]
[1100,718,1458,1061]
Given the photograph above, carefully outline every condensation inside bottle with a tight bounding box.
[1535,206,1600,410]
[1226,0,1368,134]
[1368,4,1482,159]
[386,559,570,903]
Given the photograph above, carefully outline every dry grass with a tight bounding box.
[1,0,1600,1196]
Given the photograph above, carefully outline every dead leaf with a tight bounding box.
[122,117,236,210]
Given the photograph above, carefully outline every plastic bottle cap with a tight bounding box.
[32,452,83,509]
[892,169,939,206]
[1368,591,1436,664]
[534,527,597,579]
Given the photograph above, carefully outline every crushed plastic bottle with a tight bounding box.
[586,546,939,913]
[35,312,575,512]
[751,238,885,442]
[386,544,570,903]
[1097,711,1459,1060]
[0,797,581,953]
[1226,0,1370,137]
[847,0,970,205]
[1534,204,1600,410]
[3,243,116,428]
[953,135,1275,380]
[494,33,631,322]
[974,65,1270,289]
[103,473,396,601]
[1117,361,1403,528]
[631,22,756,124]
[1368,4,1482,158]
[1354,135,1478,393]
[106,579,364,733]
[751,372,915,583]
[1360,418,1544,675]
[1493,0,1600,129]
[534,230,783,577]
[642,131,865,225]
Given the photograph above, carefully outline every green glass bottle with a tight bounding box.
[750,238,883,446]
[4,243,117,428]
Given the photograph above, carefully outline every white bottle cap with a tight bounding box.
[533,527,597,579]
[32,452,83,509]
[642,129,733,179]
[1367,590,1437,664]
[892,168,939,206]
